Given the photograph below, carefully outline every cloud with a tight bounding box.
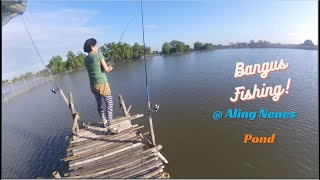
[144,24,159,30]
[2,8,109,79]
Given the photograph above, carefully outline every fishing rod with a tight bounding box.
[140,0,158,146]
[103,16,135,67]
[20,15,60,93]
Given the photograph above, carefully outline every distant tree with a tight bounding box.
[202,43,214,50]
[303,40,314,46]
[257,40,264,44]
[194,42,204,51]
[66,51,77,70]
[47,55,67,74]
[162,42,171,55]
[100,42,151,62]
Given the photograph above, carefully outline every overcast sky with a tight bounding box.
[2,0,318,79]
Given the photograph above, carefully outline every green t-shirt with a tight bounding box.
[84,52,108,85]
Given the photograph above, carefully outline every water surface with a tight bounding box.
[2,49,319,178]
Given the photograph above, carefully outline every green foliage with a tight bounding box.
[194,42,214,51]
[303,40,314,46]
[100,42,152,62]
[194,42,204,51]
[46,55,67,74]
[162,42,171,55]
[162,40,191,55]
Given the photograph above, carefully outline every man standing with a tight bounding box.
[83,38,118,134]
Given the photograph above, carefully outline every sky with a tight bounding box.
[2,0,318,79]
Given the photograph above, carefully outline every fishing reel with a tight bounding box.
[152,104,160,113]
[51,85,59,94]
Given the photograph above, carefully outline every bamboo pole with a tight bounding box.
[52,171,61,178]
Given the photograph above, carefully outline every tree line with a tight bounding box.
[161,40,215,55]
[46,42,152,75]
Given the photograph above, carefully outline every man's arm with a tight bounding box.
[101,59,113,73]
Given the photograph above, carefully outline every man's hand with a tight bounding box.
[101,59,113,73]
[108,66,113,72]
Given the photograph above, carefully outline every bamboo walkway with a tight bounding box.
[52,92,169,179]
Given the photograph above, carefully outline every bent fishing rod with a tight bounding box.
[140,0,158,146]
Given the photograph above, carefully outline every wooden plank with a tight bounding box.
[127,164,165,179]
[71,132,137,155]
[67,144,162,174]
[69,132,135,154]
[92,145,163,178]
[70,131,136,152]
[69,142,140,166]
[67,146,144,176]
[67,152,159,178]
[97,156,160,178]
[109,159,163,178]
[67,126,144,151]
[65,134,140,161]
[69,150,158,177]
[136,166,164,178]
[69,142,143,168]
[139,132,169,164]
[74,143,157,172]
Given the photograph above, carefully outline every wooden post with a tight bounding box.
[10,82,15,97]
[52,171,61,178]
[138,132,168,164]
[118,94,130,117]
[69,92,75,114]
[40,72,43,84]
[148,110,156,146]
[23,78,28,92]
[2,90,8,103]
[69,92,79,132]
[32,74,36,87]
[58,89,69,107]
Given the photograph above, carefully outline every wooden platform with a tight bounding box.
[53,92,169,179]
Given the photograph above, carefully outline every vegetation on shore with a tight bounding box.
[2,42,152,85]
[3,39,317,84]
[214,39,318,50]
[161,40,215,55]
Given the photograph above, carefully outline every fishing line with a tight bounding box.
[20,15,58,90]
[119,16,135,42]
